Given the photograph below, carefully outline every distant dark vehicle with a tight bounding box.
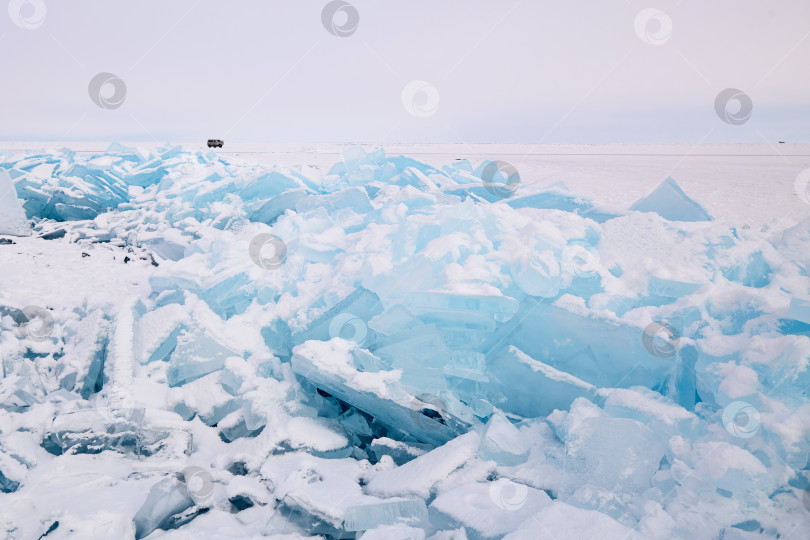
[778,141,786,144]
[207,139,224,148]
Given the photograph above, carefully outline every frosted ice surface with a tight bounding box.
[133,476,195,539]
[630,177,712,221]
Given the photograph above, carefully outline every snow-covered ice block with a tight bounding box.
[261,453,427,534]
[133,303,189,364]
[0,169,32,236]
[600,387,697,435]
[167,329,241,387]
[478,413,530,466]
[365,432,480,500]
[561,415,665,495]
[503,501,642,540]
[291,339,466,446]
[133,475,196,539]
[668,436,771,497]
[630,177,712,222]
[360,524,426,540]
[369,437,429,465]
[429,479,552,538]
[290,287,383,350]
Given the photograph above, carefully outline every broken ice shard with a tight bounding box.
[133,476,196,539]
[486,299,672,390]
[787,297,810,324]
[0,169,32,236]
[167,329,241,387]
[291,339,466,446]
[630,177,712,222]
[485,346,596,418]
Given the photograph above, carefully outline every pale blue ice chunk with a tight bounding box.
[295,187,373,215]
[167,330,239,387]
[219,365,244,396]
[157,144,183,160]
[647,276,702,299]
[443,351,488,383]
[669,345,699,410]
[342,498,427,531]
[787,297,810,324]
[369,438,429,465]
[105,142,147,163]
[200,272,254,319]
[478,414,530,465]
[388,156,441,176]
[198,398,244,426]
[630,177,712,222]
[722,251,772,288]
[338,408,373,439]
[143,237,187,261]
[79,335,107,399]
[373,324,450,374]
[352,348,391,372]
[133,476,195,539]
[124,161,167,187]
[290,287,383,349]
[403,291,519,323]
[238,171,301,202]
[250,188,308,225]
[485,346,595,418]
[562,416,665,495]
[485,300,672,389]
[507,191,619,223]
[368,305,424,336]
[219,408,266,442]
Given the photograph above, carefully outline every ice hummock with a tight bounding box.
[0,143,808,539]
[630,177,712,222]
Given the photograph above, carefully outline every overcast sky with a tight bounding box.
[1,0,809,144]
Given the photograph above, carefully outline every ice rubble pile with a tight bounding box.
[0,143,809,539]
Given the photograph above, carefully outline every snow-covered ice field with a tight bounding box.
[1,142,809,539]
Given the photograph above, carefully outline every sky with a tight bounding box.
[1,0,809,144]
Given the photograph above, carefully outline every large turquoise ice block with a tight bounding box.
[485,346,596,418]
[484,299,672,389]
